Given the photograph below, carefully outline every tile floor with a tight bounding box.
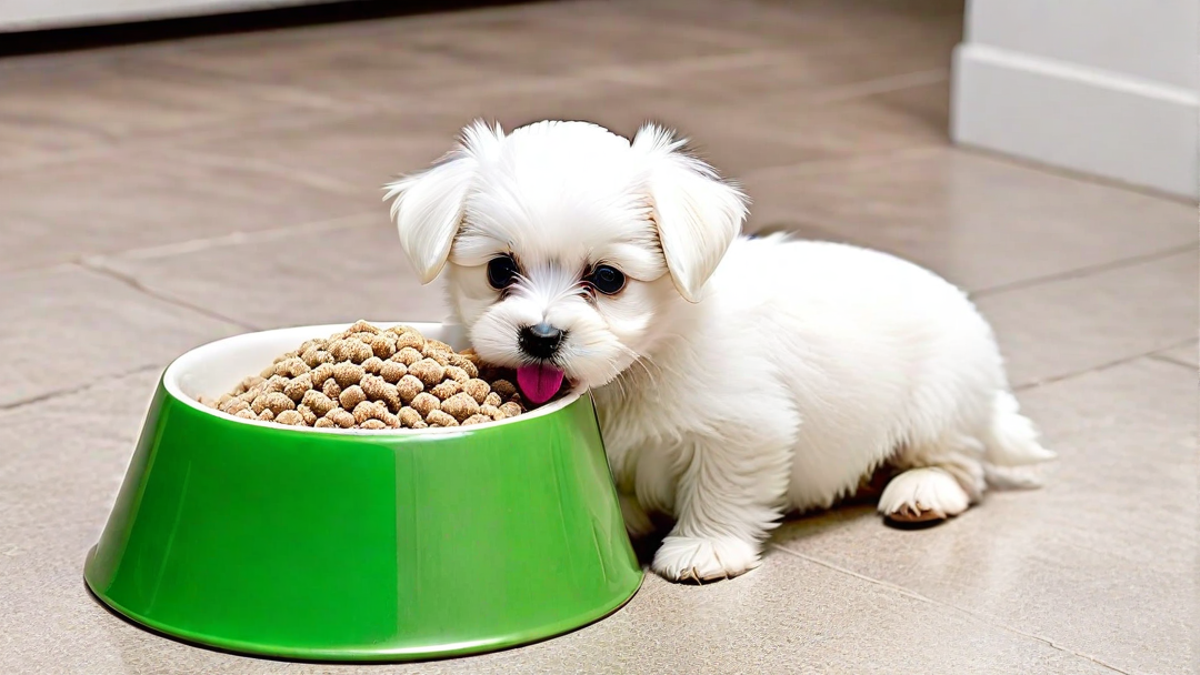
[1,1,1196,673]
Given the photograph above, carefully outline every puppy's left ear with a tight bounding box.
[384,120,504,284]
[633,123,748,303]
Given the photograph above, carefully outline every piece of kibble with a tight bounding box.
[408,359,445,387]
[339,385,367,410]
[462,379,490,404]
[322,378,342,400]
[284,373,312,402]
[263,392,296,415]
[443,365,469,384]
[314,417,335,428]
[398,407,423,427]
[379,360,407,384]
[326,409,356,428]
[276,409,304,426]
[239,376,264,392]
[368,335,397,359]
[332,362,365,388]
[490,379,517,399]
[310,363,334,387]
[499,401,523,418]
[448,354,479,378]
[250,394,269,414]
[275,357,310,378]
[258,409,276,422]
[301,389,336,416]
[396,374,423,403]
[411,392,440,417]
[462,414,492,426]
[260,364,277,379]
[393,332,424,351]
[483,392,502,408]
[348,320,380,335]
[234,409,257,420]
[345,339,374,364]
[426,339,453,354]
[425,409,459,427]
[302,347,331,368]
[360,419,388,430]
[430,380,460,399]
[263,375,288,395]
[392,347,423,366]
[221,399,251,415]
[297,404,318,426]
[362,356,384,375]
[441,392,480,422]
[361,374,401,409]
[480,404,505,421]
[353,401,389,425]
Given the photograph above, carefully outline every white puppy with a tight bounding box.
[385,120,1054,583]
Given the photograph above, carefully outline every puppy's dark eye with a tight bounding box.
[588,264,626,295]
[487,255,520,290]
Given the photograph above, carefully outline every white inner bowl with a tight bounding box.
[163,321,581,435]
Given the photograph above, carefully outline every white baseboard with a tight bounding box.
[0,0,331,32]
[952,43,1198,200]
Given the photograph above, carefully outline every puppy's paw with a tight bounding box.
[878,467,971,524]
[651,534,760,583]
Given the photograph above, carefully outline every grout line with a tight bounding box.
[1147,353,1199,370]
[1013,337,1200,392]
[0,364,162,411]
[768,544,1135,675]
[76,259,259,331]
[806,68,948,105]
[85,211,380,263]
[972,244,1198,298]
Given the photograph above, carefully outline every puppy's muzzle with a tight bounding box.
[518,323,564,359]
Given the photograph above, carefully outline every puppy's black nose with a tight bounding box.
[519,322,564,359]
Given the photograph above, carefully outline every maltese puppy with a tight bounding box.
[385,120,1054,583]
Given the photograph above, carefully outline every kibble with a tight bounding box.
[202,321,547,430]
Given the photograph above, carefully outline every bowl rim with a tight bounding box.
[163,321,583,437]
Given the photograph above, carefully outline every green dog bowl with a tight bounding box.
[84,322,641,662]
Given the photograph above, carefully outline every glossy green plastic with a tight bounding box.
[84,323,641,662]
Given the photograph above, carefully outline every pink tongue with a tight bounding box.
[516,364,565,405]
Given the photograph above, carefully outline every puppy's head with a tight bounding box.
[385,120,746,400]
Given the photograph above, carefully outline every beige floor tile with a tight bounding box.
[0,147,370,272]
[0,56,341,171]
[773,357,1197,675]
[0,266,241,407]
[977,250,1197,387]
[94,215,449,330]
[741,148,1197,291]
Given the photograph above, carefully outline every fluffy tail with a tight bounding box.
[981,391,1056,489]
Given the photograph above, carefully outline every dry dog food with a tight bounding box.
[200,321,527,430]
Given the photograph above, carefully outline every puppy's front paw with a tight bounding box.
[878,467,971,524]
[651,535,760,583]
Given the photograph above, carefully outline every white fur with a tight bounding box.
[386,120,1055,583]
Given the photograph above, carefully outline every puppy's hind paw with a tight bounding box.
[878,467,971,525]
[651,535,760,583]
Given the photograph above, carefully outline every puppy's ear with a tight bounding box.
[384,120,505,284]
[633,123,748,303]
